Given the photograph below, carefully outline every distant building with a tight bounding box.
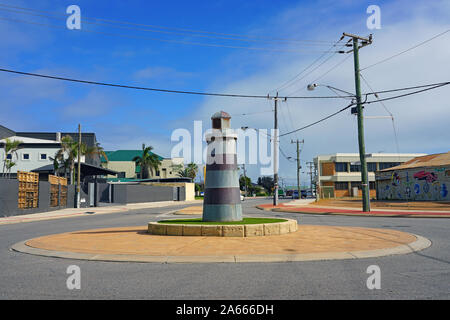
[101,149,184,179]
[314,153,426,198]
[0,125,106,179]
[376,152,450,201]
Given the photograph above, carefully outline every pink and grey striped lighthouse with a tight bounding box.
[202,111,242,222]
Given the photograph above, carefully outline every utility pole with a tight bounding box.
[76,124,81,209]
[241,164,248,197]
[306,161,314,196]
[291,139,304,198]
[270,93,280,206]
[342,32,372,212]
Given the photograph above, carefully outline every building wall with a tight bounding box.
[112,184,180,204]
[315,153,426,199]
[321,162,335,176]
[0,147,60,174]
[376,166,449,201]
[104,161,136,178]
[103,158,184,179]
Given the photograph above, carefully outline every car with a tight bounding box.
[301,190,307,199]
[292,190,299,199]
[240,194,245,201]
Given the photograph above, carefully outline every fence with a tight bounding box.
[49,175,68,207]
[17,171,39,209]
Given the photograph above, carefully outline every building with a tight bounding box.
[101,149,184,179]
[0,124,114,181]
[376,152,450,201]
[314,153,426,198]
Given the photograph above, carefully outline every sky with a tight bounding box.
[0,0,449,185]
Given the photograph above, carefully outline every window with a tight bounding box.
[379,162,401,170]
[39,153,47,161]
[22,153,30,160]
[156,171,160,176]
[335,182,349,190]
[367,162,377,172]
[351,181,362,189]
[369,181,376,190]
[335,162,348,172]
[6,154,12,160]
[350,164,361,172]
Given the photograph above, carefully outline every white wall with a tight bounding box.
[0,147,60,173]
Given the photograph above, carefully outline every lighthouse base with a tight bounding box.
[202,204,242,222]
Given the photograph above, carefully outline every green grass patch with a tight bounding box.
[195,196,204,200]
[157,217,287,225]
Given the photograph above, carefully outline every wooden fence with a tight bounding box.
[17,171,39,209]
[49,175,68,207]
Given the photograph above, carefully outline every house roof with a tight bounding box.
[0,136,59,144]
[101,150,163,162]
[33,162,118,176]
[380,152,450,171]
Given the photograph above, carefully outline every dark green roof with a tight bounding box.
[101,150,163,162]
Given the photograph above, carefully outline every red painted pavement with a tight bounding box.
[258,203,450,216]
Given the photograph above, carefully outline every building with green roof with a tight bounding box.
[101,150,184,180]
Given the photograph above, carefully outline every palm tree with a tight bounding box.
[55,135,79,184]
[83,142,108,166]
[2,138,22,178]
[176,162,198,181]
[132,144,161,179]
[5,160,16,178]
[186,162,198,180]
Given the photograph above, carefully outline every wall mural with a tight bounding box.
[377,166,449,201]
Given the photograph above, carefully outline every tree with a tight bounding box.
[55,135,78,184]
[132,144,161,179]
[239,175,251,193]
[257,176,274,195]
[2,138,22,178]
[176,162,198,181]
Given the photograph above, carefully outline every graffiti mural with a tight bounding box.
[377,166,449,201]
[413,170,438,183]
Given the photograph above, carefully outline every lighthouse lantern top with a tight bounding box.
[211,111,231,130]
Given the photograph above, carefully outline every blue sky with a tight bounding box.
[1,0,449,184]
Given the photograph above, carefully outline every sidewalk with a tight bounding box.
[258,201,450,218]
[0,200,202,225]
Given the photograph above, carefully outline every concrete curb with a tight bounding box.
[10,233,431,264]
[256,205,450,218]
[148,218,298,237]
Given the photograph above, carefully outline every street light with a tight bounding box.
[307,83,355,97]
[307,83,371,212]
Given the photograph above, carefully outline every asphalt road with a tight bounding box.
[0,199,449,299]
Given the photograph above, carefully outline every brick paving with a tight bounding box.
[25,224,417,257]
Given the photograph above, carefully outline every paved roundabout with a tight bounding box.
[11,223,431,263]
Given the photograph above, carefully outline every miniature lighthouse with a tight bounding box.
[202,111,242,222]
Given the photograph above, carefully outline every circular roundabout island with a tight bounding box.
[148,217,298,237]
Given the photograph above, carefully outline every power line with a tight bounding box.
[0,3,339,45]
[279,103,354,137]
[284,52,351,97]
[274,38,344,93]
[359,73,401,156]
[361,28,450,71]
[279,81,450,137]
[0,67,352,99]
[0,16,331,54]
[230,110,273,116]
